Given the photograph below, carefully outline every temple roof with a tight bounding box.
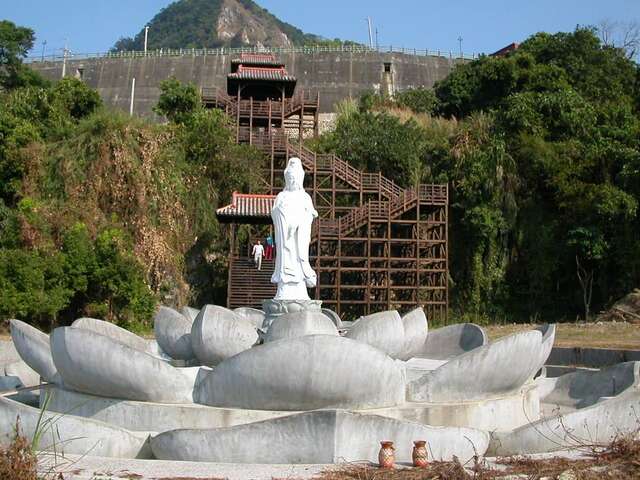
[227,66,297,82]
[216,192,275,223]
[231,53,285,69]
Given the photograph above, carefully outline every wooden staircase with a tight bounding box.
[227,256,277,309]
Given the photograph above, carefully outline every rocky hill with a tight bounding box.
[112,0,327,51]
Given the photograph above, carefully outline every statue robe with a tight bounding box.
[271,188,318,294]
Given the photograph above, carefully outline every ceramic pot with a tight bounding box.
[378,441,395,468]
[412,440,428,467]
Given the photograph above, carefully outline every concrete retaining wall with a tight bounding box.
[29,51,463,117]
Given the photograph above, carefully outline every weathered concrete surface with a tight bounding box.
[419,323,487,360]
[44,386,290,432]
[153,306,195,361]
[10,320,59,383]
[371,384,540,431]
[195,335,406,410]
[263,310,338,343]
[191,305,258,366]
[71,317,152,354]
[398,307,428,360]
[322,308,342,328]
[3,360,39,387]
[233,307,265,329]
[181,306,200,322]
[30,51,463,116]
[345,310,405,358]
[533,324,556,378]
[548,346,640,368]
[0,396,151,458]
[51,327,198,403]
[39,454,333,480]
[408,331,542,403]
[490,389,640,455]
[0,340,20,366]
[151,410,489,464]
[536,361,639,410]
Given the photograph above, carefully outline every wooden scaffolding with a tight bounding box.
[212,54,448,322]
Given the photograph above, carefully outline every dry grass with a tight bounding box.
[316,437,640,479]
[0,421,38,480]
[485,322,640,350]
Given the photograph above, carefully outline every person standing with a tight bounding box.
[265,235,274,260]
[252,240,265,270]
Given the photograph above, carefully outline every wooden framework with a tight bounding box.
[211,55,449,322]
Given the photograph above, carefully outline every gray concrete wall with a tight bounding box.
[29,51,463,118]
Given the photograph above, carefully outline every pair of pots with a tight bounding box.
[378,440,428,468]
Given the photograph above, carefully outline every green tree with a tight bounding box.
[154,77,201,123]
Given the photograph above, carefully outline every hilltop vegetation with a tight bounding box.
[312,27,640,322]
[0,21,264,331]
[111,0,355,51]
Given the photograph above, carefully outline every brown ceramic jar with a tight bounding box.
[412,440,428,467]
[378,441,395,468]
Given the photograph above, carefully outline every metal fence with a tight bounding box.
[26,44,477,64]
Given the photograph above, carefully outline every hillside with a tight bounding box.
[112,0,329,51]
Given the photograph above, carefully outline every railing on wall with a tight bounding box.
[26,44,478,64]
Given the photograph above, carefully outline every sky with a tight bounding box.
[2,0,639,58]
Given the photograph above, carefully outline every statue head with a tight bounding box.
[284,157,305,191]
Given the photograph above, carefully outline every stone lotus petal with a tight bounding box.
[398,307,428,360]
[490,389,640,455]
[51,327,199,403]
[536,361,639,410]
[0,396,150,458]
[345,310,405,358]
[194,335,406,411]
[263,310,338,343]
[150,410,489,464]
[0,339,20,366]
[321,308,342,328]
[181,306,200,322]
[191,305,259,366]
[153,306,195,361]
[72,317,152,354]
[531,324,556,378]
[10,319,59,383]
[407,330,542,403]
[419,323,487,360]
[233,307,266,329]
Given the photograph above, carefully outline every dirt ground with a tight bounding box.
[485,321,640,350]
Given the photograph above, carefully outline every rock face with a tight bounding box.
[419,323,487,360]
[345,311,405,358]
[154,306,195,361]
[150,410,490,464]
[263,311,338,343]
[72,318,152,354]
[0,396,150,458]
[194,335,406,411]
[398,307,428,360]
[51,327,197,403]
[407,331,542,403]
[191,305,258,366]
[10,319,59,383]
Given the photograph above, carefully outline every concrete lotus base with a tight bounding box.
[150,410,490,464]
[0,397,151,458]
[45,381,538,433]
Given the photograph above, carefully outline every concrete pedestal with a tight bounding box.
[260,299,322,335]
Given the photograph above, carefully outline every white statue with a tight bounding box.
[271,157,318,300]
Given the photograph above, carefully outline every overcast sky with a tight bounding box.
[2,0,639,58]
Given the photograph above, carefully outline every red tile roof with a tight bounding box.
[232,53,284,67]
[216,192,275,219]
[228,66,296,82]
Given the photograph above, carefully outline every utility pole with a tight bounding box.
[41,40,47,61]
[375,28,379,50]
[130,77,136,116]
[458,36,463,58]
[366,17,373,49]
[144,26,150,53]
[61,40,69,78]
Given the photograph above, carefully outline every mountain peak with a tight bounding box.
[112,0,324,51]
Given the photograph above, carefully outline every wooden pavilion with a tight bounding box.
[211,53,449,322]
